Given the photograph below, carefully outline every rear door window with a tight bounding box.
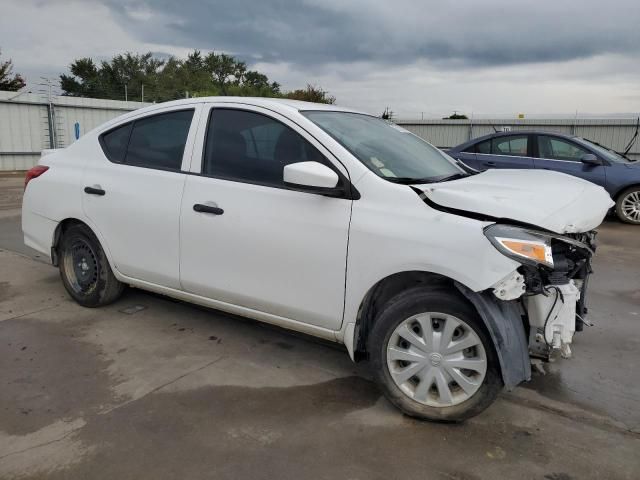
[492,135,528,156]
[125,110,194,170]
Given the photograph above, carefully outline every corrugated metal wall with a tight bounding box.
[2,90,639,169]
[0,91,148,170]
[396,118,640,161]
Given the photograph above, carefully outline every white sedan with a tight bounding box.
[22,97,613,421]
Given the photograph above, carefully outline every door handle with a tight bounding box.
[84,186,106,196]
[485,161,496,166]
[193,203,224,215]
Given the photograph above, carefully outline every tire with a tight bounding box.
[58,224,124,307]
[615,187,640,224]
[368,287,502,422]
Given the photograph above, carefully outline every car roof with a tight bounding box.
[138,96,363,116]
[450,130,579,152]
[97,96,368,133]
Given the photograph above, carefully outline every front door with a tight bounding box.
[533,134,607,188]
[179,106,352,330]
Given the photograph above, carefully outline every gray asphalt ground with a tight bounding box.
[1,175,639,479]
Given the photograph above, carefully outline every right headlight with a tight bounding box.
[484,224,554,268]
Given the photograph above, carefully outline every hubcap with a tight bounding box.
[621,191,640,223]
[386,312,487,407]
[63,239,99,294]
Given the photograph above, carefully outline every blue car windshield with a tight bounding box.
[575,137,633,163]
[301,111,463,183]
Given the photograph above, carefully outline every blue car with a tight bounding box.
[448,131,640,224]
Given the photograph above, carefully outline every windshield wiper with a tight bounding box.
[435,172,469,183]
[384,177,437,185]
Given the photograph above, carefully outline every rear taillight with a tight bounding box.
[24,165,49,190]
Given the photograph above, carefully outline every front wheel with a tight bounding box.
[368,288,502,422]
[59,224,124,307]
[615,187,640,224]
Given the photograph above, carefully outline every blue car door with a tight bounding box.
[475,134,535,170]
[533,134,607,188]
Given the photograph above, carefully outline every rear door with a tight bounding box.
[83,105,201,288]
[533,134,606,188]
[475,134,535,170]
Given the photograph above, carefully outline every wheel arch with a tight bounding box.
[350,271,459,361]
[348,270,531,389]
[51,218,118,274]
[612,183,640,201]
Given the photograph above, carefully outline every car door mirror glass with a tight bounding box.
[283,161,340,190]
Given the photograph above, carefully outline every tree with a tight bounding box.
[284,84,335,104]
[59,50,333,104]
[443,112,468,120]
[0,49,26,91]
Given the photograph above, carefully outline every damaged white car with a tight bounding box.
[22,98,614,421]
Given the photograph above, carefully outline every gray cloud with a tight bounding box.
[101,0,640,68]
[2,0,639,115]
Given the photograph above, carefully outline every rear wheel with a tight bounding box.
[59,224,124,307]
[368,287,502,422]
[616,187,640,224]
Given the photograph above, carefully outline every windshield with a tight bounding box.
[302,111,463,183]
[575,137,632,163]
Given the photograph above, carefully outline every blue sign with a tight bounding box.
[74,122,80,140]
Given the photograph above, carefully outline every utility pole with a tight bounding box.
[124,84,128,102]
[141,84,144,103]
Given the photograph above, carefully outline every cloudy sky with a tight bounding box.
[1,0,639,118]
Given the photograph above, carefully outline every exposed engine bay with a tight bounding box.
[492,230,596,361]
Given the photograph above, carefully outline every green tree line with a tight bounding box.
[0,49,26,91]
[59,50,335,104]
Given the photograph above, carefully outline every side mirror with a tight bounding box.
[283,161,342,196]
[581,154,601,166]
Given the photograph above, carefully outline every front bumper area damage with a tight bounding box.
[457,230,598,389]
[499,230,597,361]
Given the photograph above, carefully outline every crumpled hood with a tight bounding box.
[417,169,614,234]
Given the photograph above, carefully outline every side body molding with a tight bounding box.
[455,282,531,389]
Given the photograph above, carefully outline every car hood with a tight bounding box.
[416,169,614,234]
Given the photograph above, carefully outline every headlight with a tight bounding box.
[484,224,554,268]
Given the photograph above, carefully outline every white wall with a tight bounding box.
[0,91,149,170]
